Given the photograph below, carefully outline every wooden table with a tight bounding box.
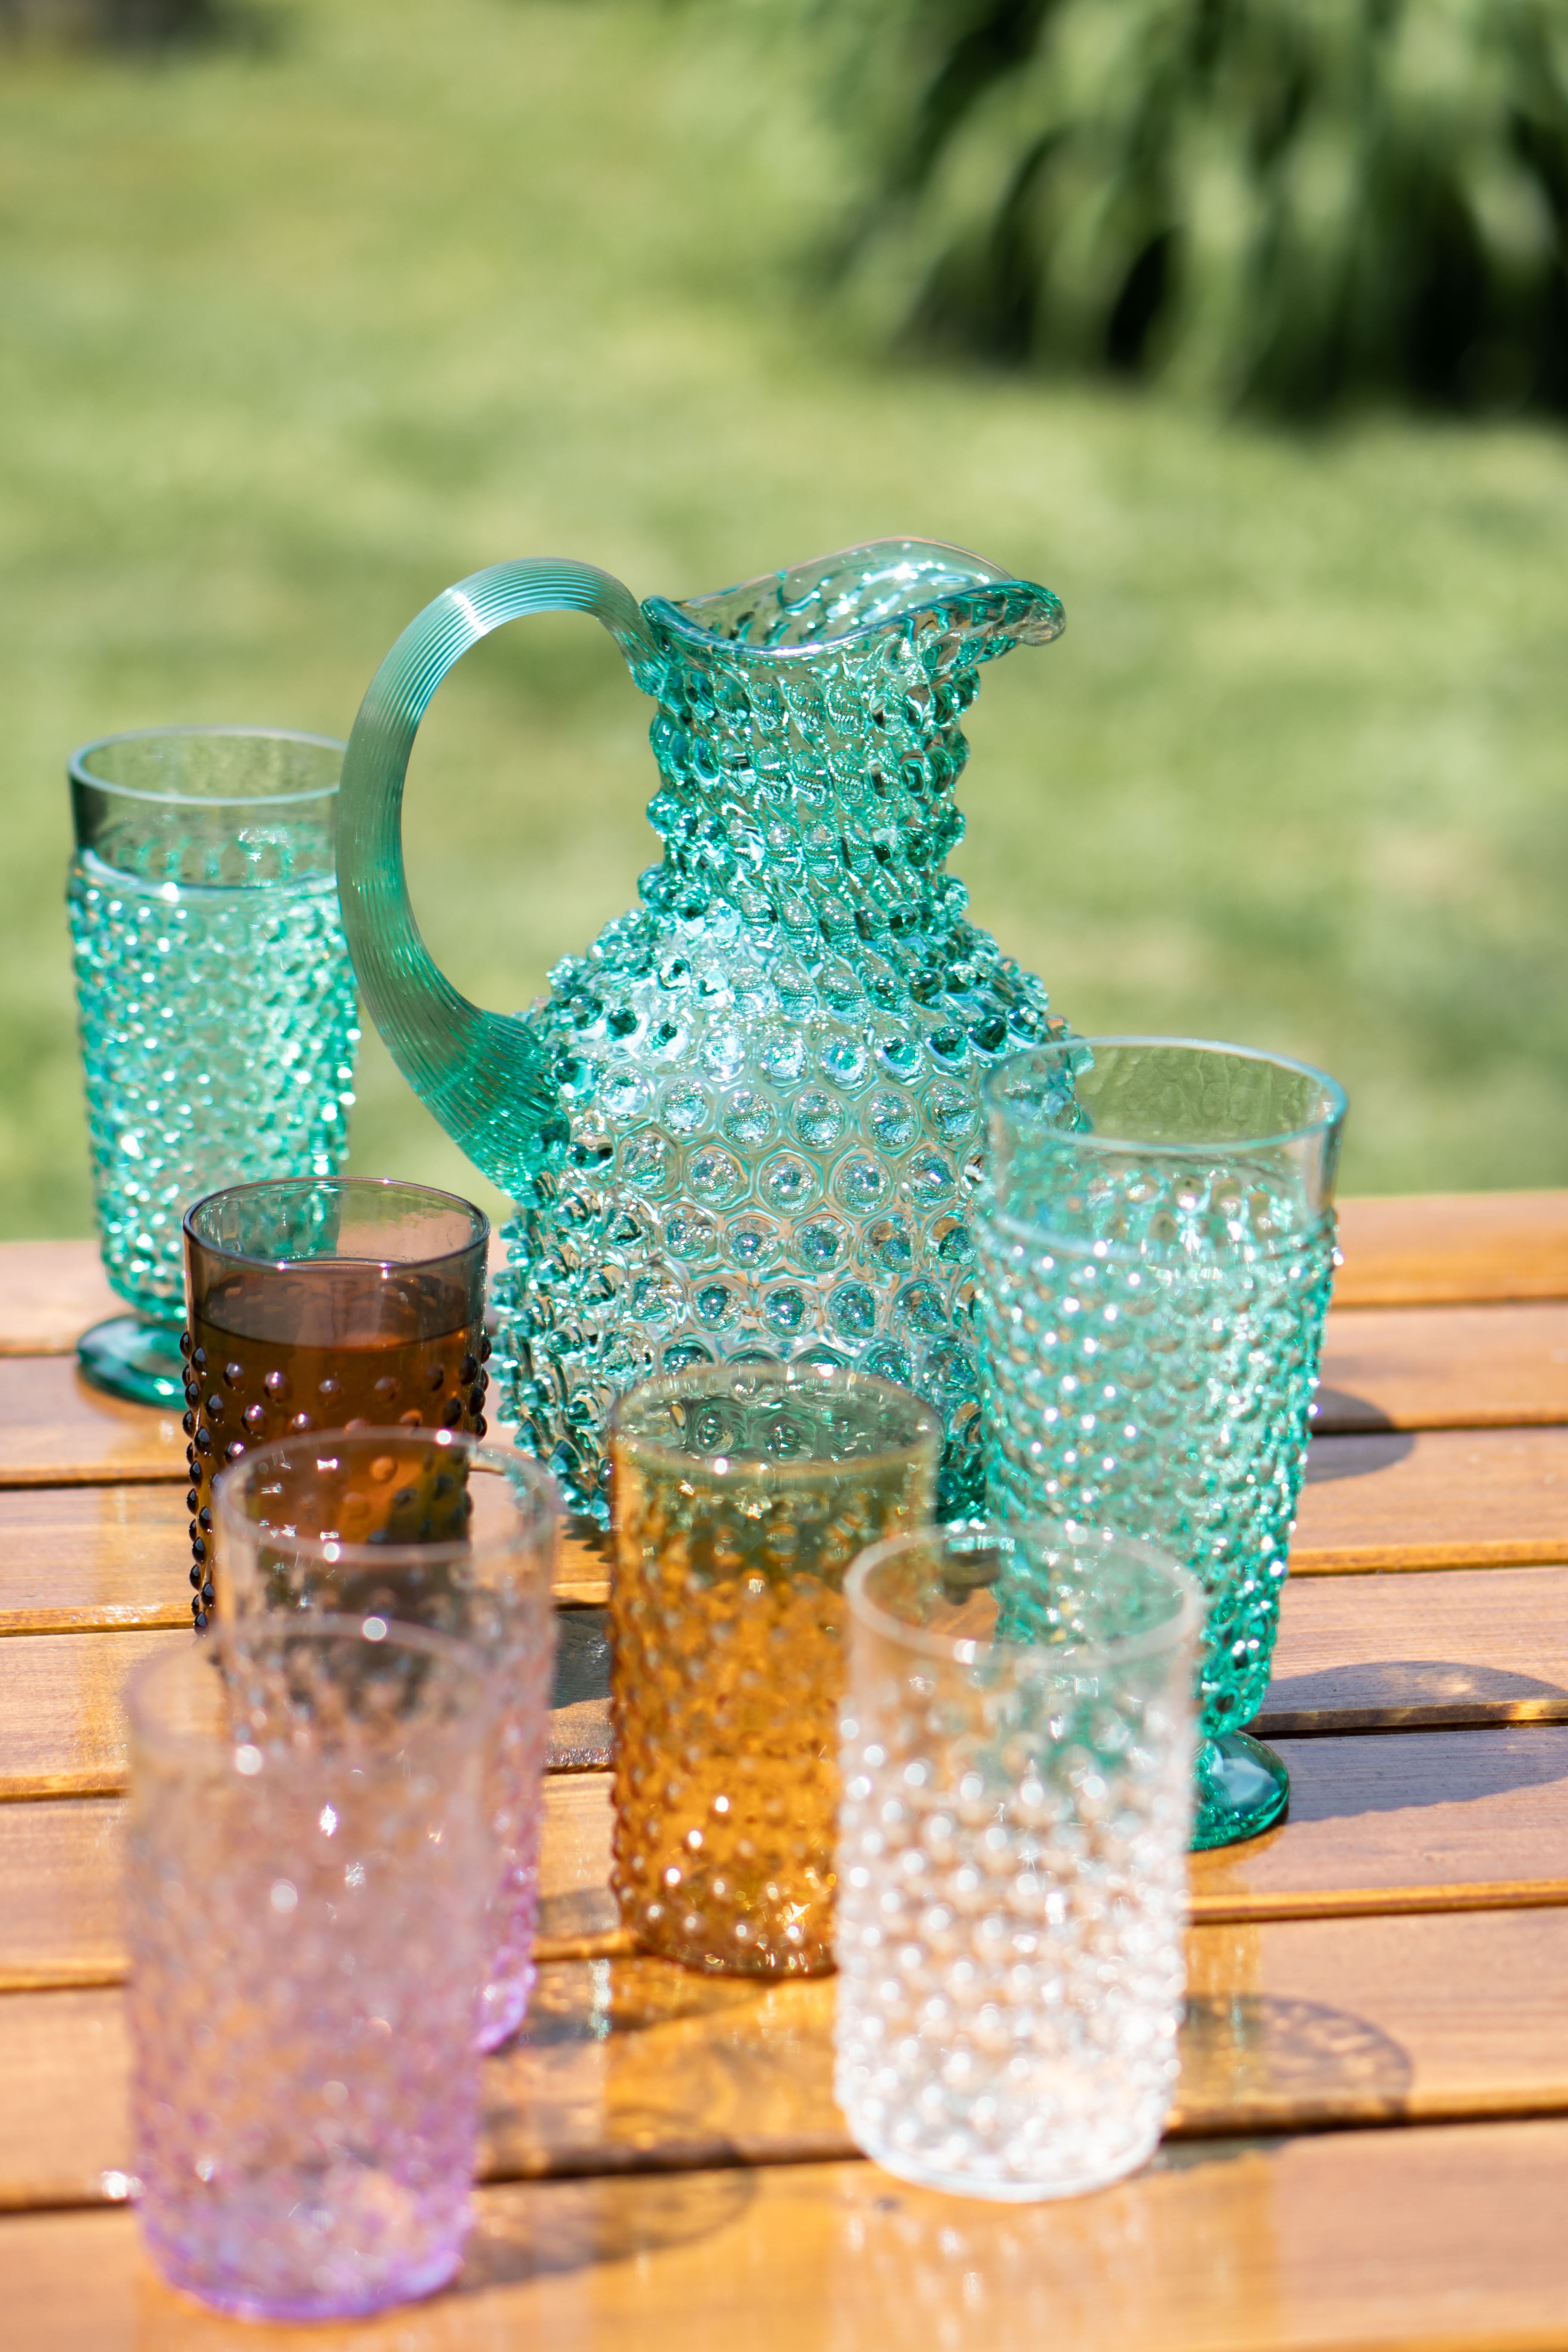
[7,1195,1568,2347]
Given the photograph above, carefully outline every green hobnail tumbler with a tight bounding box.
[66,727,360,1406]
[976,1037,1348,1850]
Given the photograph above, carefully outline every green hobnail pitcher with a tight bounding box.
[336,539,1066,1521]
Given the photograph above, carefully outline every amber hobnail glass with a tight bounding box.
[181,1178,490,1627]
[608,1361,940,1974]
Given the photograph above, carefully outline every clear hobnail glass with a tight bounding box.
[976,1038,1347,1850]
[334,542,1068,1522]
[835,1524,1199,2200]
[608,1360,939,1974]
[66,727,359,1407]
[124,1615,490,2320]
[212,1428,558,2051]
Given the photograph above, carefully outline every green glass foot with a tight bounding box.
[1192,1729,1289,1851]
[78,1314,187,1407]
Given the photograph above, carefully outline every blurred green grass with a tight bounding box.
[2,0,1566,1240]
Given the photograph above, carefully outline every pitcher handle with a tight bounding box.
[336,560,662,1196]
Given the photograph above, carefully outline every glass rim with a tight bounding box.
[608,1359,943,1485]
[123,1609,493,1767]
[68,724,346,810]
[985,1035,1348,1157]
[183,1176,491,1273]
[651,535,1017,663]
[846,1524,1202,1670]
[211,1428,558,1582]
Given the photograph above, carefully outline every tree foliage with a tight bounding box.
[826,0,1568,415]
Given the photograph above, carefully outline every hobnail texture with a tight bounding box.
[835,1529,1197,2199]
[212,1430,558,2051]
[976,1041,1344,1850]
[608,1363,939,1974]
[335,544,1066,1524]
[66,729,358,1321]
[125,1621,489,2321]
[181,1179,491,1625]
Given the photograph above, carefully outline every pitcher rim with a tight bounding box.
[648,534,1041,664]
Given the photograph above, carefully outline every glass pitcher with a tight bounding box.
[336,539,1066,1520]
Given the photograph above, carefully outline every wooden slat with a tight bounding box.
[6,1557,1561,1808]
[0,1361,185,1489]
[1295,1426,1568,1573]
[18,1720,1568,1991]
[0,1487,192,1633]
[1317,1303,1568,1433]
[0,1244,121,1358]
[1258,1565,1568,1735]
[6,1193,1565,1358]
[0,1800,126,1990]
[12,2120,1568,2351]
[1191,1724,1568,1921]
[1176,1906,1568,2133]
[0,1616,610,1794]
[0,1487,607,1634]
[0,1774,621,1994]
[0,1630,180,1799]
[1335,1190,1568,1308]
[8,1906,1568,2210]
[1,1423,1561,1639]
[7,1303,1565,1484]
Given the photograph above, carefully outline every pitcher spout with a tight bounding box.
[647,537,1064,669]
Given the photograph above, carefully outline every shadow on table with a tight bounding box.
[1303,1425,1415,1479]
[1280,1710,1568,1820]
[1178,1992,1414,2125]
[465,2163,755,2284]
[1261,1659,1568,1729]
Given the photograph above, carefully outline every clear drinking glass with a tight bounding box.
[66,727,359,1408]
[976,1038,1347,1850]
[212,1427,558,2051]
[180,1176,491,1626]
[835,1524,1199,2200]
[124,1614,490,2321]
[608,1360,941,1974]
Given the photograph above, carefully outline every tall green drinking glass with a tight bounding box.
[66,728,359,1407]
[976,1038,1347,1850]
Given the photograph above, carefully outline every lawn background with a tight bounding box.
[3,0,1566,1243]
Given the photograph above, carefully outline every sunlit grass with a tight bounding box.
[2,0,1565,1238]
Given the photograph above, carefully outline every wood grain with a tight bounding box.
[3,1557,1560,1809]
[0,1775,621,1994]
[17,1720,1568,1993]
[5,1195,1565,1359]
[1295,1425,1568,1572]
[1317,1302,1568,1432]
[0,1243,122,1358]
[0,1800,127,1990]
[0,1487,193,1632]
[11,2121,1568,2351]
[7,1907,1568,2210]
[1335,1190,1568,1308]
[0,1630,180,1799]
[1192,1724,1568,1920]
[0,1360,186,1488]
[0,1487,608,1635]
[1258,1565,1568,1734]
[2,1425,1561,1642]
[0,1618,612,1795]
